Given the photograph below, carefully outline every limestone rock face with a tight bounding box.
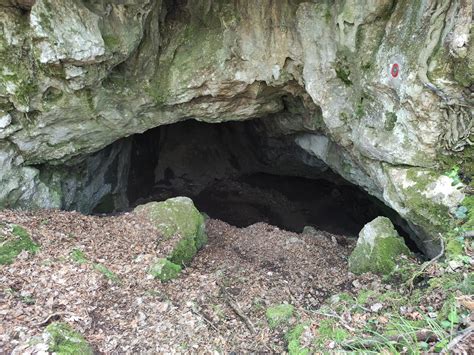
[349,216,410,275]
[0,0,472,256]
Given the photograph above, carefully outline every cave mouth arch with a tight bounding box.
[89,117,420,253]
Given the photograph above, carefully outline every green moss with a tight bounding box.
[0,225,39,265]
[45,322,93,355]
[102,35,121,49]
[461,196,474,230]
[168,236,197,266]
[384,111,397,131]
[93,263,121,284]
[459,273,474,295]
[401,169,453,239]
[335,60,352,86]
[446,239,464,257]
[428,272,463,292]
[194,222,208,250]
[70,249,88,264]
[149,258,182,282]
[356,290,377,304]
[314,319,349,349]
[286,323,310,355]
[266,304,294,328]
[349,236,411,275]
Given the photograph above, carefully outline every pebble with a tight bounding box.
[370,303,383,312]
[448,260,463,271]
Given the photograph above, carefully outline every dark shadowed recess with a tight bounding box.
[124,119,420,252]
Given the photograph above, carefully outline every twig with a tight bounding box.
[408,233,445,292]
[440,327,474,354]
[342,330,438,350]
[34,311,81,327]
[190,307,219,332]
[220,285,256,334]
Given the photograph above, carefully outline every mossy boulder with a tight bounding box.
[349,217,410,275]
[266,303,295,328]
[0,225,39,265]
[149,258,182,282]
[135,197,207,278]
[45,322,93,355]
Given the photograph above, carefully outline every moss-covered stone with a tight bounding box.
[149,258,182,282]
[349,217,410,275]
[266,303,294,328]
[135,197,207,266]
[45,322,93,355]
[0,225,39,265]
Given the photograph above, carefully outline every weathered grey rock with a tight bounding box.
[0,0,471,257]
[349,217,410,275]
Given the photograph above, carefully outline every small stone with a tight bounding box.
[302,226,317,235]
[448,260,463,271]
[370,303,383,312]
[352,280,362,288]
[0,113,12,129]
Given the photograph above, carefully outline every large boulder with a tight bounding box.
[134,197,207,280]
[349,217,410,275]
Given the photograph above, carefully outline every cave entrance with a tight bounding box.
[121,118,417,248]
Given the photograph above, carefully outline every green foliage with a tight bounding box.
[0,225,39,265]
[266,304,295,328]
[46,322,93,355]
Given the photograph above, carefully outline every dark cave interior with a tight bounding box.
[119,119,418,251]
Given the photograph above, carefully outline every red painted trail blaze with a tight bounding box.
[391,63,399,78]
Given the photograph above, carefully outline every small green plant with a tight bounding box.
[46,322,93,355]
[93,263,121,284]
[445,166,461,185]
[70,249,88,264]
[266,304,295,328]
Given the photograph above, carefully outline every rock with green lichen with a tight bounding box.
[135,196,207,270]
[45,322,93,355]
[266,303,294,328]
[349,217,410,275]
[149,258,182,282]
[0,225,39,265]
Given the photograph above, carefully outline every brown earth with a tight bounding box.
[0,209,357,353]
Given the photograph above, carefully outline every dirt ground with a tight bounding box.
[0,209,358,353]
